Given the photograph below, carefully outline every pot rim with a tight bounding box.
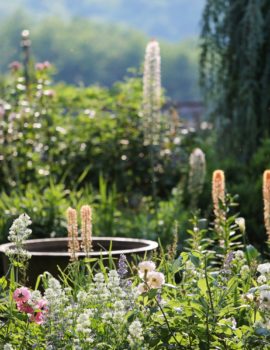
[0,237,158,257]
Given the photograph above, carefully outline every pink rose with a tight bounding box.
[17,302,34,314]
[13,287,31,304]
[30,311,44,325]
[36,299,48,313]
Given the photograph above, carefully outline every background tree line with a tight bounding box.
[0,13,200,101]
[0,0,205,41]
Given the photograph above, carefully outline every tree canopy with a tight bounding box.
[201,0,270,161]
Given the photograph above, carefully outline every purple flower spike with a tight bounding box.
[118,254,128,278]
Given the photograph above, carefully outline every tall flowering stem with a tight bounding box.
[188,148,206,208]
[263,170,270,241]
[142,39,161,146]
[212,170,226,246]
[67,207,80,261]
[21,29,31,94]
[80,205,93,256]
[142,39,162,218]
[212,170,225,218]
[6,214,32,283]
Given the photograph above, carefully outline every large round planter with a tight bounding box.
[0,237,158,286]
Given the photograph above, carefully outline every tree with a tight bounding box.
[200,0,270,162]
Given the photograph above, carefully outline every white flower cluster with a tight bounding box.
[240,265,250,278]
[234,250,245,261]
[188,148,206,206]
[3,344,14,350]
[6,214,32,261]
[43,277,76,348]
[259,288,270,311]
[257,263,270,285]
[40,266,148,348]
[257,263,270,277]
[7,213,32,243]
[45,278,69,318]
[5,247,32,260]
[245,284,270,331]
[137,261,165,294]
[76,309,94,345]
[43,269,139,348]
[127,319,144,347]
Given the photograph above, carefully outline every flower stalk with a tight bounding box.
[67,207,80,261]
[142,39,161,146]
[188,148,206,208]
[212,170,226,244]
[80,205,93,256]
[263,170,270,241]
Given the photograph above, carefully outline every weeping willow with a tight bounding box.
[200,0,270,161]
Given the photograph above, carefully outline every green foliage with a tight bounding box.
[0,59,202,244]
[201,0,270,161]
[1,208,270,349]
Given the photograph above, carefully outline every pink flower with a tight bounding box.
[9,61,22,71]
[35,63,44,71]
[43,61,51,69]
[30,311,44,324]
[36,299,48,313]
[35,61,51,71]
[17,302,34,314]
[13,287,31,304]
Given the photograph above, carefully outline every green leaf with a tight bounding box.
[0,277,7,290]
[246,245,259,260]
[147,288,158,300]
[180,252,189,264]
[198,278,207,295]
[171,257,182,274]
[189,253,200,267]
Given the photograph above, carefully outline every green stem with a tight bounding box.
[204,255,215,349]
[149,143,158,222]
[145,280,182,347]
[154,295,182,347]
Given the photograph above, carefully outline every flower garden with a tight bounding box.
[1,3,270,348]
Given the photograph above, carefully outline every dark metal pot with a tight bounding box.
[0,237,158,286]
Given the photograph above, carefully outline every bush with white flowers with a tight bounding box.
[1,208,270,349]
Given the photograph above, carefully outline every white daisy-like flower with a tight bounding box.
[147,271,165,288]
[138,261,156,278]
